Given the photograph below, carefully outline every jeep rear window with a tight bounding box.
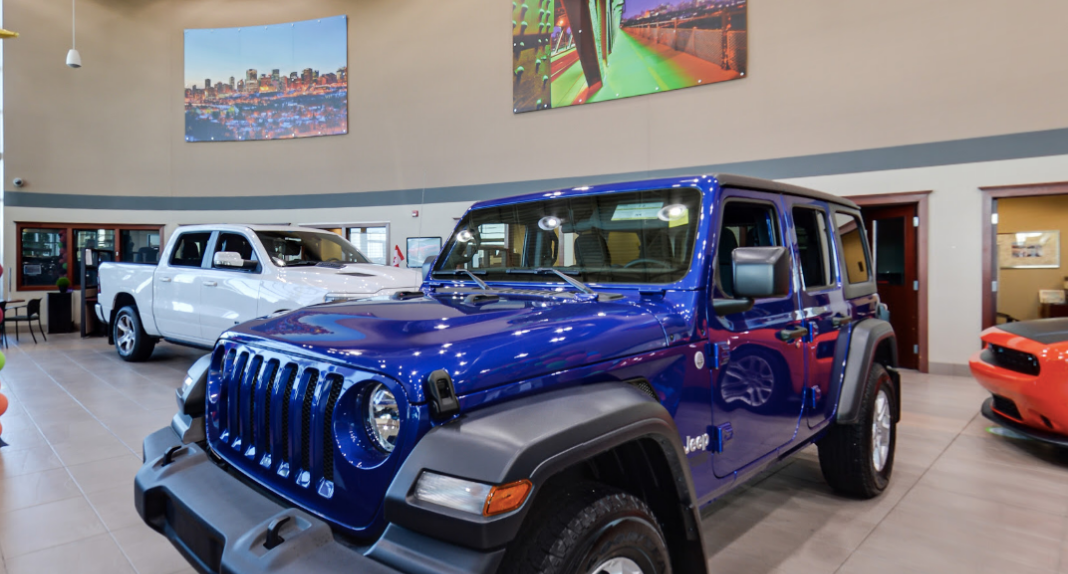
[834,212,872,284]
[434,188,701,284]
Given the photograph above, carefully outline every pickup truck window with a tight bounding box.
[255,230,371,266]
[434,188,701,284]
[169,232,212,268]
[214,233,257,262]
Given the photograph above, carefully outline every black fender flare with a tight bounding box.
[382,383,706,570]
[836,318,900,425]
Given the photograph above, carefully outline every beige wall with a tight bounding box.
[5,0,1068,369]
[995,196,1068,322]
[4,0,1068,198]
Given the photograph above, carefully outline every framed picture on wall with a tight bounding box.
[998,230,1060,269]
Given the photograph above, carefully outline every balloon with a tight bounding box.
[0,351,6,371]
[0,392,7,417]
[0,421,4,436]
[0,262,5,277]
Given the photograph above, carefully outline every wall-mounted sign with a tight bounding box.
[184,16,348,142]
[513,0,747,113]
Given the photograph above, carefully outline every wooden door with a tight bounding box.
[863,204,920,369]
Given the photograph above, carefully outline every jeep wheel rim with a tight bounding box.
[116,315,135,354]
[872,388,892,472]
[590,557,644,574]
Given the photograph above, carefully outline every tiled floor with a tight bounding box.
[1,334,1067,573]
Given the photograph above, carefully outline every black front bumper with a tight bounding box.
[135,427,504,574]
[981,398,1068,448]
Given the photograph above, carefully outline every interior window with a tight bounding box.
[717,202,780,297]
[169,232,212,268]
[793,207,834,290]
[835,212,871,284]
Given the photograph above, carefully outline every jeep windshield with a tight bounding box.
[255,230,371,267]
[433,187,701,285]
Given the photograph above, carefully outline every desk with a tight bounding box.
[1040,303,1068,319]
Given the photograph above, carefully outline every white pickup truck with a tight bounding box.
[97,224,423,361]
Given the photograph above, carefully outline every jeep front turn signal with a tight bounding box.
[483,479,533,517]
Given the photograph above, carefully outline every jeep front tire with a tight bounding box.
[817,363,897,498]
[505,483,671,574]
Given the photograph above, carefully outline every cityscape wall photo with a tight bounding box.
[184,16,348,142]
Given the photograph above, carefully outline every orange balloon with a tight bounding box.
[0,392,7,417]
[0,420,4,436]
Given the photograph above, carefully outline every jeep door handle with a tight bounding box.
[203,281,218,287]
[160,277,172,283]
[831,314,851,328]
[777,326,808,342]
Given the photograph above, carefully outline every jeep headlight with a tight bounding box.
[366,383,400,452]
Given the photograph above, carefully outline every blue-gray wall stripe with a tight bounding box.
[7,127,1068,211]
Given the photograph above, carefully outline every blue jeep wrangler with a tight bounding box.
[135,174,900,574]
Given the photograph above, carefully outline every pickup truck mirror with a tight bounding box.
[732,246,791,299]
[213,252,257,270]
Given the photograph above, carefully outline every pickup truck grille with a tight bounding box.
[205,340,408,535]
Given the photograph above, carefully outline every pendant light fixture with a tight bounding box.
[66,0,81,68]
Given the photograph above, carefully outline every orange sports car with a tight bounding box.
[970,318,1068,446]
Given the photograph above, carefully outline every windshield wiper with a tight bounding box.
[433,269,489,290]
[505,268,594,295]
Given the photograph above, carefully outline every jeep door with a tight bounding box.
[709,190,807,479]
[782,196,853,429]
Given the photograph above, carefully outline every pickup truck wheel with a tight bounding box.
[504,483,671,574]
[114,306,155,362]
[817,363,896,499]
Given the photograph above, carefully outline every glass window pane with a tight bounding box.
[835,213,871,284]
[214,233,256,260]
[347,226,388,265]
[793,207,834,290]
[873,217,905,286]
[21,228,67,287]
[75,229,116,285]
[435,188,700,285]
[169,232,212,268]
[407,237,441,268]
[717,202,780,297]
[120,229,161,264]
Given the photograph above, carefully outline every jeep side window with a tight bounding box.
[835,212,872,284]
[169,232,212,268]
[793,207,835,290]
[717,201,780,297]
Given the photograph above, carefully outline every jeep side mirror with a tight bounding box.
[732,246,791,299]
[213,252,257,270]
[713,246,791,315]
[421,256,437,279]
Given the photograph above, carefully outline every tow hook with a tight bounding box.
[264,516,292,550]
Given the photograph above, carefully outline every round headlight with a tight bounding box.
[366,383,400,452]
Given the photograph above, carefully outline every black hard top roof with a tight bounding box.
[715,174,860,210]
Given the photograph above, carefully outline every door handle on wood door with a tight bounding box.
[777,326,808,342]
[203,281,218,287]
[159,277,172,283]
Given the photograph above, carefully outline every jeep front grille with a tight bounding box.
[215,349,338,490]
[987,344,1040,376]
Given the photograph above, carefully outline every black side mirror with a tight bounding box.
[421,256,437,279]
[713,246,791,315]
[733,246,791,299]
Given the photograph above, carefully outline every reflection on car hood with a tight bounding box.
[227,291,669,402]
[279,263,423,293]
[996,318,1068,345]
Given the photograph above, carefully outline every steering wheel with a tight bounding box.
[624,258,673,269]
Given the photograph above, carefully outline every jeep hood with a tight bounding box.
[228,291,669,402]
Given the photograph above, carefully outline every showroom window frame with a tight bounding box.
[16,222,165,291]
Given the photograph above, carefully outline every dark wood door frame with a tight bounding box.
[845,191,930,373]
[980,181,1068,330]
